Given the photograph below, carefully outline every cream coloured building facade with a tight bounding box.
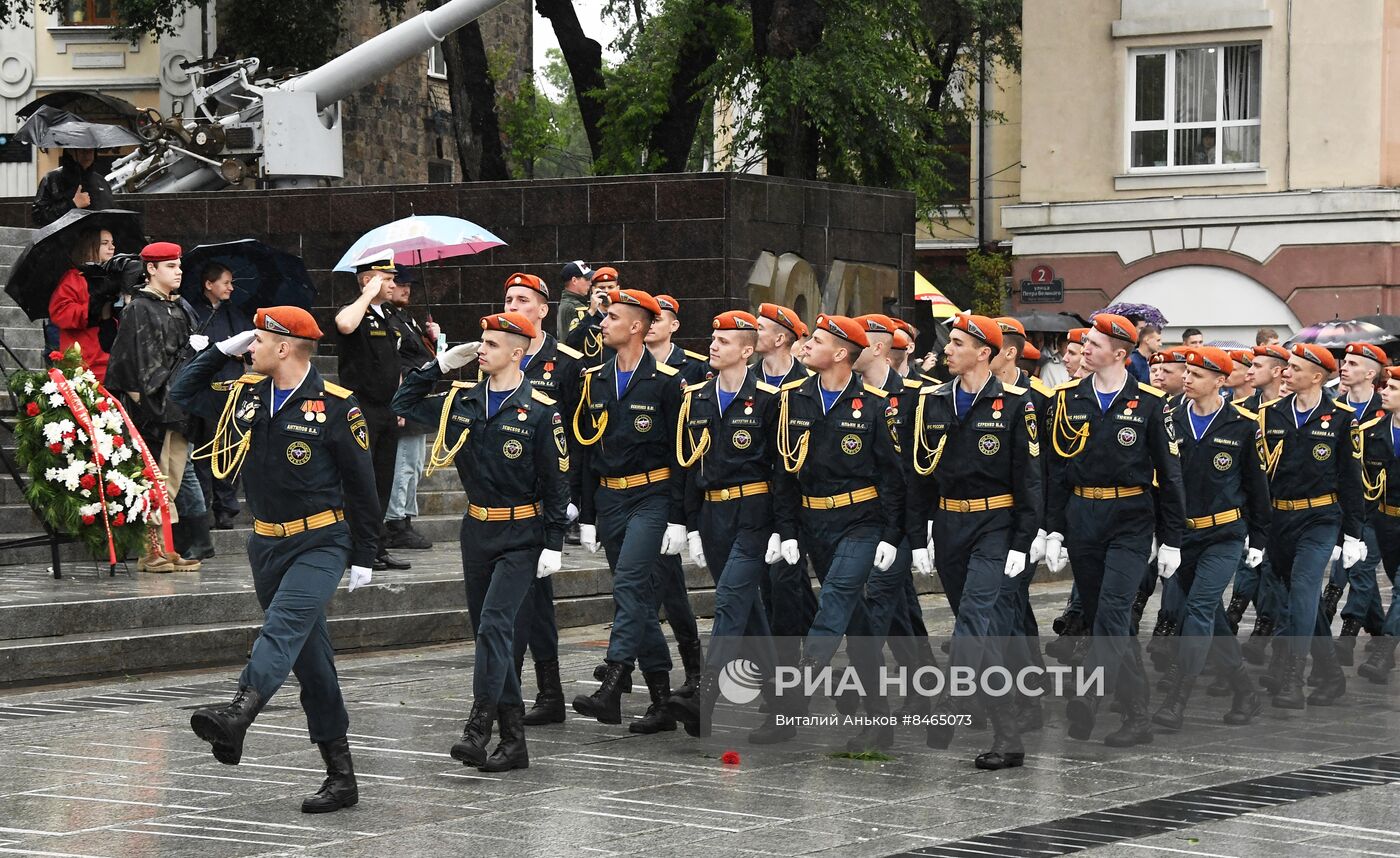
[1004,0,1400,342]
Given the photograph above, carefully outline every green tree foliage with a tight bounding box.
[966,247,1010,316]
[492,48,593,178]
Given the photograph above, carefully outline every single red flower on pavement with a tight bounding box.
[25,402,39,416]
[720,750,740,766]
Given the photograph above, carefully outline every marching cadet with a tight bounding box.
[1225,349,1255,401]
[765,314,906,743]
[494,272,585,727]
[1043,314,1184,747]
[666,311,784,738]
[1141,350,1188,670]
[908,314,1042,769]
[890,328,916,378]
[1256,344,1365,709]
[571,288,687,732]
[1150,349,1187,405]
[1151,348,1268,730]
[563,266,615,368]
[752,302,818,668]
[1355,365,1400,683]
[1323,342,1388,666]
[391,309,568,773]
[172,307,379,814]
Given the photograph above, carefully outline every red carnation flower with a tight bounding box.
[142,467,155,480]
[48,443,63,454]
[105,482,121,497]
[49,350,63,362]
[720,750,740,766]
[112,513,126,527]
[79,474,96,490]
[81,514,95,526]
[111,435,125,448]
[96,400,110,412]
[25,402,39,416]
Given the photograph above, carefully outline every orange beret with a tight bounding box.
[891,317,917,338]
[255,306,323,341]
[1067,327,1089,345]
[503,272,548,299]
[758,303,808,338]
[1254,344,1289,362]
[891,329,913,350]
[1151,348,1188,366]
[141,241,181,262]
[1022,341,1041,361]
[1387,366,1400,382]
[1093,313,1139,345]
[655,294,680,316]
[480,311,538,340]
[814,313,869,348]
[609,289,661,318]
[1185,347,1233,375]
[1292,343,1337,373]
[994,317,1027,338]
[592,266,619,285]
[951,313,1003,351]
[1228,348,1255,366]
[1345,342,1389,366]
[855,313,898,336]
[713,310,758,331]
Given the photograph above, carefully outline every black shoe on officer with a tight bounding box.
[373,549,411,571]
[1357,636,1397,684]
[1242,617,1274,665]
[1335,618,1362,666]
[523,660,567,725]
[630,671,678,734]
[1151,665,1193,731]
[574,661,630,724]
[668,668,720,738]
[672,639,705,698]
[1320,583,1345,623]
[1271,654,1307,709]
[1223,666,1261,725]
[593,660,633,693]
[480,704,529,772]
[1103,694,1154,747]
[450,700,495,766]
[1224,595,1250,634]
[190,686,263,765]
[1259,641,1289,693]
[302,736,358,813]
[1307,638,1346,706]
[975,701,1025,770]
[1065,693,1098,741]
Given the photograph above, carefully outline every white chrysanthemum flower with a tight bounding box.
[48,394,66,409]
[40,381,58,395]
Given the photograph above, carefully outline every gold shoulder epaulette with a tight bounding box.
[781,378,806,391]
[531,389,556,406]
[862,382,888,397]
[1002,383,1027,395]
[237,372,266,385]
[451,380,478,390]
[1054,380,1079,391]
[755,380,779,394]
[1335,400,1356,413]
[921,381,951,397]
[557,343,584,360]
[1232,403,1259,420]
[575,306,587,318]
[1360,414,1386,431]
[1030,377,1052,395]
[656,362,679,377]
[583,365,603,374]
[683,349,708,363]
[903,377,924,390]
[322,381,351,399]
[687,379,712,393]
[1138,383,1166,398]
[1259,397,1282,409]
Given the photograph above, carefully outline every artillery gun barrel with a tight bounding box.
[285,0,510,112]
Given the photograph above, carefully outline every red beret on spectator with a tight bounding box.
[814,313,869,348]
[1292,343,1337,373]
[592,266,619,285]
[503,272,548,299]
[481,311,538,340]
[141,241,181,262]
[609,289,661,318]
[255,306,323,341]
[1092,313,1139,345]
[713,310,758,331]
[758,303,808,338]
[951,313,1003,351]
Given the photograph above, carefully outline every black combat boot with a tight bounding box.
[190,686,263,765]
[749,669,806,745]
[630,671,678,734]
[1320,583,1345,624]
[1259,640,1289,694]
[522,660,566,726]
[1151,667,1195,731]
[667,668,720,738]
[1307,637,1346,706]
[301,736,358,813]
[1129,590,1150,636]
[1045,615,1084,663]
[1335,618,1362,667]
[1103,692,1154,747]
[480,704,529,772]
[1156,652,1181,692]
[1224,594,1250,635]
[672,639,705,698]
[1241,617,1274,665]
[1222,665,1261,725]
[1065,691,1099,742]
[1013,695,1044,733]
[975,699,1025,770]
[925,694,959,749]
[574,661,631,724]
[593,660,632,693]
[449,700,495,767]
[1357,636,1397,684]
[1271,654,1307,709]
[1146,615,1177,672]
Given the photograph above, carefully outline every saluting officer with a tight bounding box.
[666,310,783,737]
[571,288,687,732]
[908,314,1042,769]
[1151,347,1269,731]
[172,307,379,814]
[1256,343,1365,709]
[1043,313,1184,747]
[1355,365,1400,683]
[1323,342,1388,666]
[392,308,568,773]
[764,314,905,744]
[495,272,585,727]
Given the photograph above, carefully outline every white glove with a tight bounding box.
[911,546,933,576]
[687,531,706,568]
[579,524,599,553]
[437,341,481,373]
[780,538,800,566]
[536,548,562,578]
[660,523,686,555]
[1342,535,1366,569]
[1157,545,1181,579]
[1044,532,1067,573]
[347,565,372,592]
[765,533,782,564]
[1029,530,1047,565]
[873,541,897,572]
[216,330,256,356]
[1245,547,1264,568]
[1329,545,1341,567]
[1004,550,1027,578]
[188,333,210,352]
[566,502,579,524]
[1150,538,1159,563]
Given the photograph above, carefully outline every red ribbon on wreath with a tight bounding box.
[48,368,122,564]
[100,385,174,556]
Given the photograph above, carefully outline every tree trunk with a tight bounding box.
[427,0,510,181]
[536,0,607,164]
[753,0,824,179]
[644,0,732,172]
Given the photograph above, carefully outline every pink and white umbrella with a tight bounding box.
[333,215,506,271]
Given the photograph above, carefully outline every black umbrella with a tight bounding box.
[17,91,141,130]
[14,106,143,150]
[1286,319,1396,349]
[178,240,316,315]
[4,209,145,321]
[1016,310,1087,333]
[1354,315,1400,337]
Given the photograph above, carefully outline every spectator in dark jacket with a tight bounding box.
[32,148,115,227]
[187,263,253,529]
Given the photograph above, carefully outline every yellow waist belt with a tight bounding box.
[1186,508,1241,529]
[1273,493,1337,511]
[704,482,770,503]
[1073,485,1145,500]
[253,509,345,538]
[599,467,671,490]
[801,486,879,510]
[468,502,541,522]
[1379,502,1400,518]
[939,494,1014,513]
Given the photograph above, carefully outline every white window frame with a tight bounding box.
[428,45,447,80]
[1124,42,1261,174]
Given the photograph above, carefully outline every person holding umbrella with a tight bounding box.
[32,148,115,227]
[47,226,116,381]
